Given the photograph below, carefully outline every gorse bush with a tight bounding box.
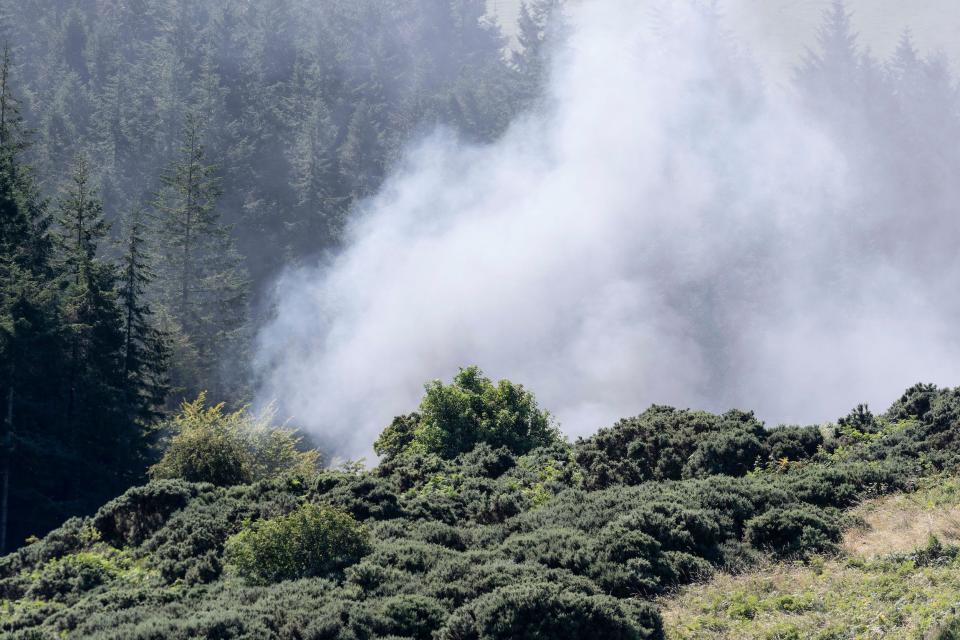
[224,503,370,585]
[5,379,960,638]
[574,407,772,489]
[150,394,320,486]
[744,506,844,558]
[438,582,664,640]
[375,367,561,460]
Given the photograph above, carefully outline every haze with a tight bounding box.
[256,0,960,458]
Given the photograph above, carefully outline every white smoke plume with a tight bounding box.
[254,0,960,457]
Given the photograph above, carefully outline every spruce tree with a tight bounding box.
[153,113,249,404]
[117,207,168,424]
[56,155,111,433]
[796,0,861,105]
[55,154,144,493]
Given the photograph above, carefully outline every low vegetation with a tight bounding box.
[661,479,960,640]
[3,372,960,638]
[225,503,370,585]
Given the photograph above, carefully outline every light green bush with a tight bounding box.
[150,393,320,486]
[224,503,370,584]
[375,366,560,460]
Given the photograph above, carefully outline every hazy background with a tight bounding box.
[256,0,960,458]
[492,0,960,72]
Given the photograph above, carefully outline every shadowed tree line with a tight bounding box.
[0,0,557,551]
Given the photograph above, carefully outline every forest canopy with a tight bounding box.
[0,0,557,550]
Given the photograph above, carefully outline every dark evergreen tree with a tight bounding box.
[0,45,60,552]
[0,0,522,291]
[117,207,168,425]
[55,154,150,516]
[153,114,249,404]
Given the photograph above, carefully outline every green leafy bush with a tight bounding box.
[150,394,321,486]
[26,551,125,602]
[224,503,370,584]
[375,367,560,460]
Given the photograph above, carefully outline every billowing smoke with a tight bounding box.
[254,0,960,457]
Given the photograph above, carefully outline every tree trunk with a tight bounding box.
[1,383,13,554]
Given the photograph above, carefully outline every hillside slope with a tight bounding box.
[3,374,960,639]
[662,476,960,639]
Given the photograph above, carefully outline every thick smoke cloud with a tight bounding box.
[255,0,960,457]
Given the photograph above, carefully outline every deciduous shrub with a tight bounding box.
[375,367,560,460]
[224,503,369,584]
[150,394,320,486]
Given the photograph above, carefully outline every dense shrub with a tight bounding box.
[314,471,404,521]
[591,525,674,596]
[765,425,823,462]
[150,394,320,486]
[7,382,960,639]
[377,594,449,640]
[683,428,765,478]
[93,481,209,548]
[574,407,768,489]
[26,551,124,602]
[500,528,594,574]
[886,383,939,422]
[224,503,370,584]
[744,506,843,558]
[438,582,663,640]
[0,517,89,581]
[375,367,561,460]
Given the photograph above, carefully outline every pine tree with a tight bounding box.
[153,113,249,403]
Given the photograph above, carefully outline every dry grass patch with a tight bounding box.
[660,475,960,640]
[844,476,960,557]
